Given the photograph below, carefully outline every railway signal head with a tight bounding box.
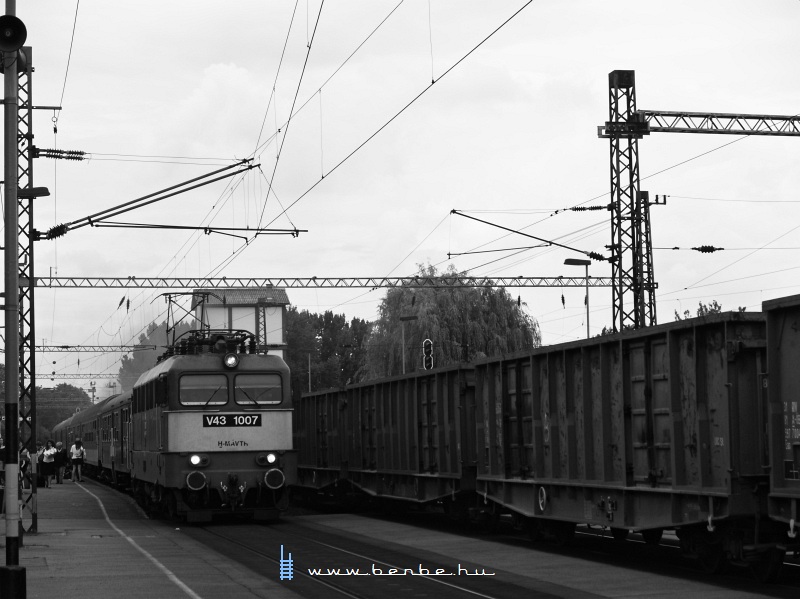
[422,338,433,370]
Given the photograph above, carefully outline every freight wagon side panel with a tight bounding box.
[699,325,731,490]
[308,367,473,504]
[764,295,800,536]
[676,331,701,487]
[295,390,347,492]
[476,313,766,530]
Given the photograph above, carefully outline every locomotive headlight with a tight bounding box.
[223,352,239,369]
[256,452,278,467]
[189,454,209,467]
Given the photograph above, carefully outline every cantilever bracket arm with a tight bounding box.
[41,160,257,240]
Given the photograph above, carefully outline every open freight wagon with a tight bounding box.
[474,311,781,571]
[294,367,476,509]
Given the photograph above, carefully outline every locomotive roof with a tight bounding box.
[191,287,289,308]
[135,351,290,387]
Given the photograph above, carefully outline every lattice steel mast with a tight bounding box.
[598,70,652,331]
[598,69,800,332]
[15,45,44,533]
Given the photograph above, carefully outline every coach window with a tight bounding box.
[180,374,228,406]
[234,374,282,405]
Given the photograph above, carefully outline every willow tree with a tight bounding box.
[362,265,541,379]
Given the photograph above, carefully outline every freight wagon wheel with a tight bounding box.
[695,537,725,574]
[479,510,502,534]
[526,518,545,542]
[641,529,663,545]
[749,548,784,583]
[443,499,469,523]
[551,521,576,547]
[611,528,629,542]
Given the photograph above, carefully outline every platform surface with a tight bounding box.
[1,480,295,599]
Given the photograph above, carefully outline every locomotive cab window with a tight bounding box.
[234,373,282,405]
[180,374,228,406]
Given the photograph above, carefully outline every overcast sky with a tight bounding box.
[5,0,800,395]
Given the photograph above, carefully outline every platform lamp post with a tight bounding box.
[564,258,591,339]
[400,315,417,374]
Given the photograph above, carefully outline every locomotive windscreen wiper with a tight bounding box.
[203,384,226,408]
[237,387,258,405]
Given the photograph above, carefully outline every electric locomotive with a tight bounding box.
[55,329,296,522]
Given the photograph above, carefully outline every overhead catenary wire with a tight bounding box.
[92,221,305,238]
[142,1,537,321]
[446,115,779,281]
[89,152,237,161]
[677,221,800,292]
[250,0,406,161]
[252,0,301,157]
[256,0,326,231]
[669,194,800,203]
[451,209,606,262]
[472,220,608,275]
[656,246,800,251]
[260,0,536,233]
[448,244,550,258]
[57,0,80,115]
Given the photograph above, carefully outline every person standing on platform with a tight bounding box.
[35,441,44,487]
[70,439,85,482]
[41,440,57,488]
[54,441,68,484]
[19,442,30,489]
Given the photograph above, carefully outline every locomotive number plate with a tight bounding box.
[202,414,262,427]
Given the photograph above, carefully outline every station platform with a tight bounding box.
[0,479,294,599]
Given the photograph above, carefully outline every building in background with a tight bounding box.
[192,288,290,358]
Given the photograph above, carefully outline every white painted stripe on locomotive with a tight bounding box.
[167,411,292,452]
[78,483,205,599]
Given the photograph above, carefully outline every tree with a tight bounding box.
[361,264,541,379]
[0,364,92,439]
[674,300,724,321]
[118,319,193,391]
[285,307,370,395]
[37,384,94,435]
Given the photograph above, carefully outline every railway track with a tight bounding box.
[187,520,534,599]
[84,468,800,595]
[170,510,800,599]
